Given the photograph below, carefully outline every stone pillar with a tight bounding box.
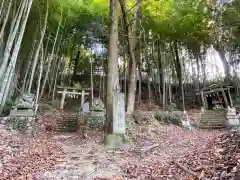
[226,107,240,129]
[60,89,66,110]
[113,93,125,134]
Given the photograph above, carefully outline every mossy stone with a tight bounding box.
[104,133,130,150]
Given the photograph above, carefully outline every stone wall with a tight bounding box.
[0,116,35,135]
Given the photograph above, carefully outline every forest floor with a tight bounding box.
[0,109,233,180]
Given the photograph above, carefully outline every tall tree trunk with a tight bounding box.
[138,64,142,107]
[71,50,80,86]
[199,56,206,86]
[155,40,163,104]
[52,55,63,102]
[21,38,37,93]
[119,0,140,115]
[168,78,172,104]
[0,0,26,81]
[162,53,166,110]
[48,36,62,97]
[104,0,119,134]
[0,0,33,112]
[0,0,5,19]
[173,42,184,110]
[0,0,13,41]
[196,56,201,88]
[40,6,62,99]
[34,45,44,115]
[28,3,48,94]
[215,45,230,78]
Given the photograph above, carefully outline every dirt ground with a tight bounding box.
[0,110,221,180]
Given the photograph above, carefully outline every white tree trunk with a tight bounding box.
[34,45,44,115]
[0,0,5,22]
[0,65,14,113]
[48,37,62,97]
[40,6,62,99]
[52,56,62,102]
[0,0,33,110]
[0,0,13,41]
[0,0,26,81]
[28,4,48,94]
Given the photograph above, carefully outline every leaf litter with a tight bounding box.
[0,110,239,179]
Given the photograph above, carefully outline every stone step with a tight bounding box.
[199,125,226,129]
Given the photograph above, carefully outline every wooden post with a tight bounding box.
[81,90,85,108]
[60,88,66,110]
[204,96,208,109]
[222,89,229,107]
[228,90,233,107]
[200,91,206,109]
[72,90,76,98]
[216,92,220,101]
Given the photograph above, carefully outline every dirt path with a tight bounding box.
[34,125,220,180]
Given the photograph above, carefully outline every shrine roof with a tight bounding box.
[196,83,233,95]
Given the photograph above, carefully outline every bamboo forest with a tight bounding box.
[1,0,240,179]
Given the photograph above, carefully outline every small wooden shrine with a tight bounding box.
[196,84,233,110]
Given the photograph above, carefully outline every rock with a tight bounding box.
[154,110,169,121]
[180,111,194,130]
[104,133,129,150]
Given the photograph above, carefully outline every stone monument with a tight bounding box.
[226,106,240,129]
[88,98,105,129]
[104,93,128,150]
[113,93,125,134]
[6,93,36,134]
[180,110,194,130]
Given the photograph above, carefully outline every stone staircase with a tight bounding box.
[56,113,85,132]
[198,109,227,129]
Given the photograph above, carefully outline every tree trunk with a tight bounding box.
[48,36,62,97]
[215,45,230,78]
[162,57,166,110]
[71,50,80,86]
[21,38,37,93]
[0,0,33,112]
[138,64,142,107]
[119,0,140,115]
[155,40,163,104]
[196,56,201,87]
[52,55,62,102]
[0,0,5,20]
[200,56,206,86]
[0,0,26,81]
[28,3,48,94]
[173,42,184,110]
[34,45,44,115]
[40,6,62,99]
[104,0,119,134]
[0,0,13,41]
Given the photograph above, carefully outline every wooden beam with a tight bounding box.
[228,90,233,107]
[57,91,89,96]
[222,90,229,107]
[56,85,91,91]
[196,87,231,95]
